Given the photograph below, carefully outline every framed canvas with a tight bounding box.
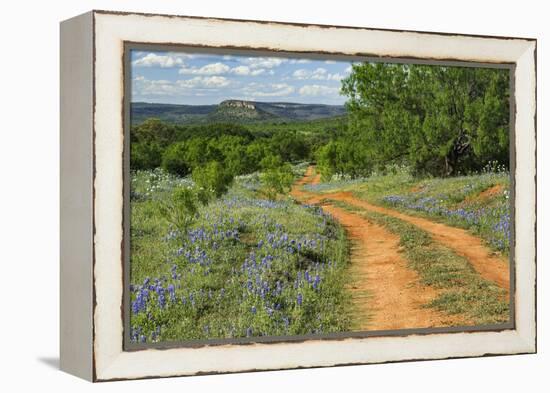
[60,10,537,382]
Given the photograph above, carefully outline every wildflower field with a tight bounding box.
[129,168,351,344]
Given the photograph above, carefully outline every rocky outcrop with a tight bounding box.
[219,100,256,110]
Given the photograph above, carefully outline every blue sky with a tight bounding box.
[131,50,354,105]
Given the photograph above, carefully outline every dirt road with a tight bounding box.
[291,167,469,331]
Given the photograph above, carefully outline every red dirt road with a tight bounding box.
[291,167,469,330]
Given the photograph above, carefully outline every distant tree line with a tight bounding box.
[130,119,324,200]
[317,63,510,178]
[131,119,312,176]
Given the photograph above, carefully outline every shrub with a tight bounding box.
[192,161,234,200]
[130,142,162,170]
[260,163,294,200]
[162,142,189,176]
[158,186,199,234]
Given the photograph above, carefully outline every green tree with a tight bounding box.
[192,161,234,201]
[130,142,163,170]
[215,135,251,175]
[339,62,510,177]
[184,137,224,169]
[270,131,309,162]
[131,118,178,146]
[246,140,270,172]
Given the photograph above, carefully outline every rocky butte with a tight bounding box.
[219,100,256,110]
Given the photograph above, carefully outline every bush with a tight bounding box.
[260,163,294,200]
[162,142,189,176]
[131,142,163,170]
[159,186,199,234]
[192,161,234,200]
[259,154,283,170]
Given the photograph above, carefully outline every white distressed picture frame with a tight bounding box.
[60,10,536,382]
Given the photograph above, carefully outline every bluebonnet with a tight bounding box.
[168,284,176,302]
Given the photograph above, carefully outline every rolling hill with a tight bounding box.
[131,100,346,125]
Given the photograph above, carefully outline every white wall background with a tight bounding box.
[0,0,546,391]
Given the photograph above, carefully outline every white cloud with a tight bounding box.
[177,62,268,77]
[178,62,231,75]
[311,68,328,80]
[178,76,231,88]
[133,75,231,97]
[244,57,287,69]
[327,73,345,81]
[230,66,266,76]
[251,69,267,76]
[292,67,344,81]
[345,65,353,73]
[292,69,311,79]
[231,65,251,75]
[133,76,179,96]
[132,53,187,68]
[298,84,340,96]
[325,60,337,64]
[241,82,295,97]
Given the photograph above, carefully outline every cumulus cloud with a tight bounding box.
[133,75,231,97]
[244,57,287,69]
[310,68,329,80]
[292,69,310,79]
[241,82,295,97]
[132,53,188,68]
[177,62,268,77]
[230,66,266,76]
[178,76,231,88]
[231,65,251,76]
[298,84,340,96]
[178,62,231,75]
[133,76,179,96]
[292,67,344,81]
[252,69,267,76]
[326,73,344,81]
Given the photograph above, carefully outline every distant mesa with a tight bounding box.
[131,100,346,125]
[219,100,256,110]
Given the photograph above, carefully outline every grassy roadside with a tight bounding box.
[305,166,511,256]
[330,200,509,325]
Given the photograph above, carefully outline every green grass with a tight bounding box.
[305,165,511,254]
[129,168,352,343]
[330,200,509,325]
